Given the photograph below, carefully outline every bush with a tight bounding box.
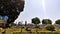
[45,24,55,31]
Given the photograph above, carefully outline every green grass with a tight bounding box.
[0,27,60,34]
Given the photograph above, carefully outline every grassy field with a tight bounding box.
[0,27,59,34]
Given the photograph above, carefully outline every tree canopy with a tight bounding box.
[42,19,52,24]
[31,17,40,24]
[55,19,60,24]
[0,0,25,23]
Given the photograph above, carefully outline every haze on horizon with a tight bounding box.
[15,0,60,24]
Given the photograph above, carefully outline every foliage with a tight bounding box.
[55,19,60,24]
[35,24,40,28]
[31,17,40,24]
[25,27,32,33]
[0,27,60,34]
[0,0,25,23]
[45,24,55,31]
[42,19,52,24]
[31,17,40,28]
[9,22,15,27]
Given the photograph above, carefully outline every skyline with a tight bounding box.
[15,0,60,24]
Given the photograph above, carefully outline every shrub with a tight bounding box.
[45,24,55,31]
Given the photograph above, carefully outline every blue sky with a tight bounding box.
[15,0,60,24]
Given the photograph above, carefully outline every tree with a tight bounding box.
[31,17,40,34]
[45,24,55,31]
[42,19,52,24]
[32,17,40,24]
[31,17,40,27]
[55,19,60,24]
[0,0,25,26]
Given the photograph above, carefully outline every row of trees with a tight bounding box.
[31,17,56,31]
[32,17,60,25]
[8,17,56,31]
